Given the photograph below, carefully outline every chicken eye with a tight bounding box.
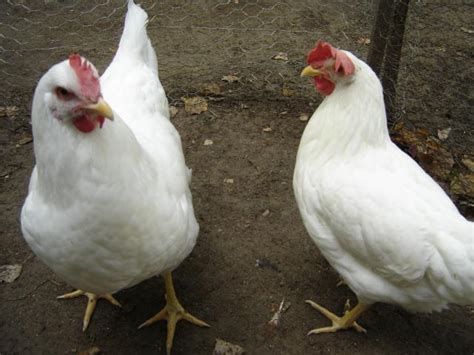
[55,87,75,101]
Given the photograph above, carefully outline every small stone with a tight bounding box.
[298,113,309,122]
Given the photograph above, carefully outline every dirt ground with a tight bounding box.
[1,1,473,354]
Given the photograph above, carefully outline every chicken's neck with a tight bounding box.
[300,60,390,161]
[32,100,149,204]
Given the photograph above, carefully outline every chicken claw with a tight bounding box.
[139,272,209,355]
[306,300,368,335]
[57,290,122,331]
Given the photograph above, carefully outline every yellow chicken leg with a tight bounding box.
[57,290,122,331]
[138,271,209,355]
[306,299,369,335]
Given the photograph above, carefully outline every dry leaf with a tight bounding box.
[298,113,309,122]
[392,123,454,180]
[357,37,371,45]
[18,135,33,145]
[203,139,214,146]
[421,140,454,180]
[437,127,451,141]
[0,264,22,283]
[78,346,101,355]
[262,127,272,132]
[213,339,244,355]
[282,87,294,97]
[271,52,288,61]
[450,174,474,198]
[224,178,234,184]
[392,120,405,132]
[183,96,208,115]
[169,105,178,118]
[461,157,474,172]
[268,298,290,328]
[0,106,19,118]
[201,83,221,96]
[221,75,240,83]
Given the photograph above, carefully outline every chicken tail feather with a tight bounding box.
[115,0,158,73]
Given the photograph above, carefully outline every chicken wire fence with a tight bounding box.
[0,0,472,134]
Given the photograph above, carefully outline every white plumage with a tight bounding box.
[294,41,474,333]
[21,1,207,351]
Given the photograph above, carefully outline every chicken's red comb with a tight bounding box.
[68,54,100,101]
[307,40,336,66]
[307,40,355,76]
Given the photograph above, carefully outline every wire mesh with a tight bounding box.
[0,0,472,147]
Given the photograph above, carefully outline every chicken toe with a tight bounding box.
[57,290,122,331]
[306,300,368,335]
[138,272,209,354]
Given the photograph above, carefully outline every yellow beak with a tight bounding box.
[84,98,114,121]
[300,65,322,78]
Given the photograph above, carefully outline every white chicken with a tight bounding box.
[294,40,474,335]
[20,1,208,352]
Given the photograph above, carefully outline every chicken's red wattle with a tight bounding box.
[73,115,96,133]
[314,76,335,96]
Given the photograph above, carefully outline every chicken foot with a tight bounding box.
[306,299,369,335]
[57,290,122,331]
[138,271,209,355]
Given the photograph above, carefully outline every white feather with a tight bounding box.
[21,0,198,295]
[294,52,474,312]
